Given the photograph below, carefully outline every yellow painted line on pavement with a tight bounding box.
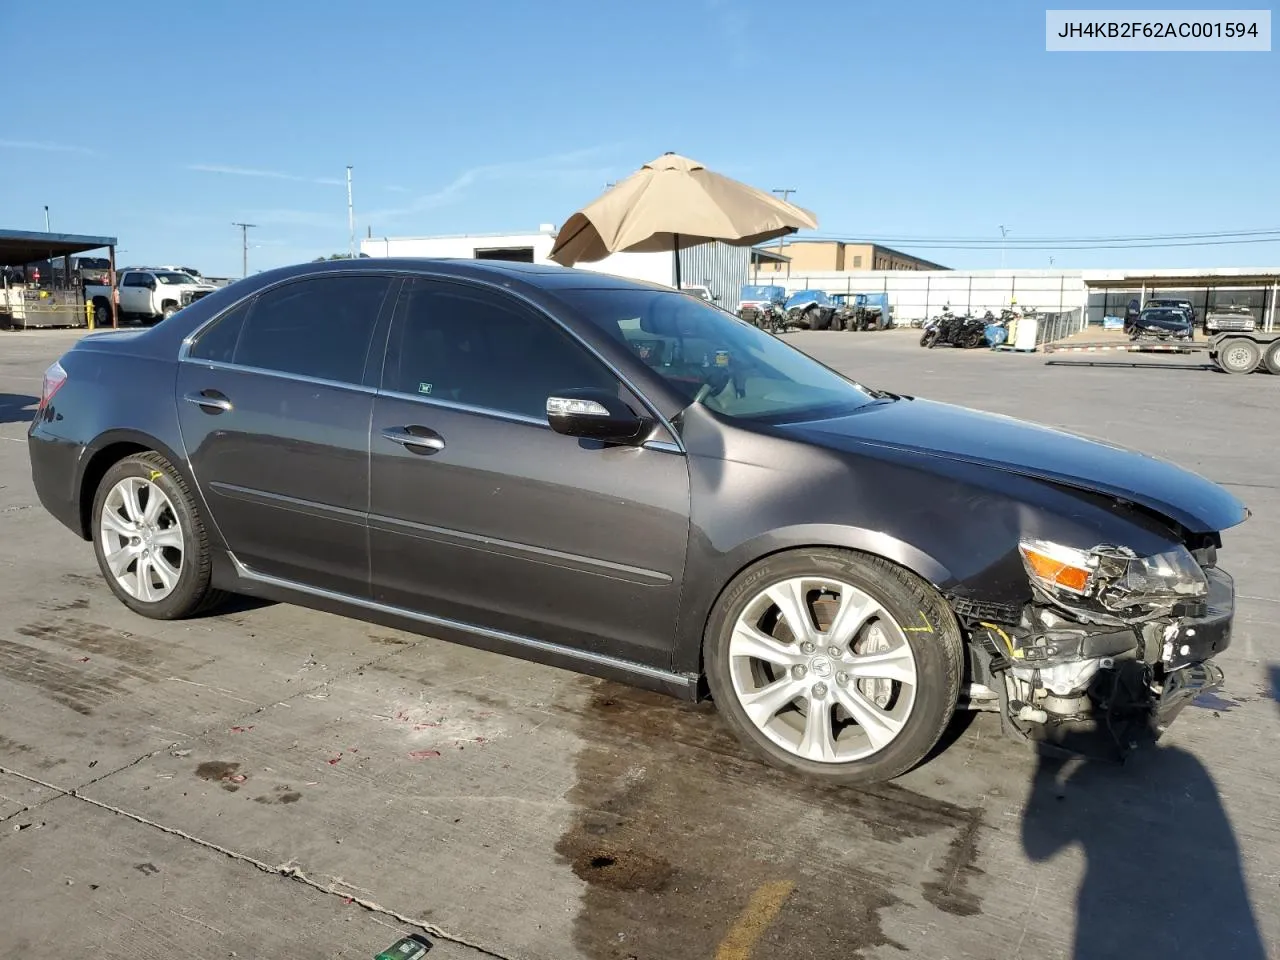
[715,879,795,960]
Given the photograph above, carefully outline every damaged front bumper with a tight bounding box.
[961,566,1235,754]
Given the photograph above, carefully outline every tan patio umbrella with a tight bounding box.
[548,152,818,289]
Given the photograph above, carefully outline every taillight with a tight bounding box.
[37,360,67,412]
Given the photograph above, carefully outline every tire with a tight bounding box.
[161,304,178,322]
[1262,340,1280,376]
[704,548,963,784]
[93,299,112,327]
[962,330,984,349]
[920,329,939,348]
[1217,338,1261,375]
[91,451,226,619]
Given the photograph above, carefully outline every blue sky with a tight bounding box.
[4,0,1276,276]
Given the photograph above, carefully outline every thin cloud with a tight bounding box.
[705,0,752,70]
[365,144,627,223]
[385,184,410,193]
[0,139,97,155]
[189,163,344,186]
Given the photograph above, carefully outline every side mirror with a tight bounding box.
[146,280,157,290]
[546,389,647,443]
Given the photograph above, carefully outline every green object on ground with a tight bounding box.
[374,933,432,959]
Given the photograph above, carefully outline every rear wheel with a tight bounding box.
[1262,340,1280,376]
[1217,338,1261,375]
[704,549,962,784]
[92,452,225,619]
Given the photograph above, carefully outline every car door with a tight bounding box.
[368,277,691,669]
[176,273,396,596]
[119,272,149,313]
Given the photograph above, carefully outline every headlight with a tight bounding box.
[1019,539,1207,622]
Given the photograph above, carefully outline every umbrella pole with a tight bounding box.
[673,233,681,290]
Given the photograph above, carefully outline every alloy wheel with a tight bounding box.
[727,577,919,763]
[99,476,184,602]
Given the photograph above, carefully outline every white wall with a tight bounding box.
[361,232,677,288]
[360,233,559,261]
[751,269,1088,320]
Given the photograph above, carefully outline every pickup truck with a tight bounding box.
[86,268,218,326]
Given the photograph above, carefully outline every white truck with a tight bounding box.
[86,268,218,326]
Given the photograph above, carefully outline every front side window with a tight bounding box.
[385,279,618,420]
[555,287,878,423]
[214,275,391,384]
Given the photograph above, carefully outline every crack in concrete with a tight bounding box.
[0,764,512,959]
[2,641,515,958]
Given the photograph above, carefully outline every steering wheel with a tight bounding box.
[693,362,743,405]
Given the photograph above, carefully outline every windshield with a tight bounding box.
[556,288,879,422]
[155,272,198,285]
[786,290,831,309]
[740,285,785,303]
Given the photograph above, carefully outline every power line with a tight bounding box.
[797,226,1280,246]
[789,236,1280,252]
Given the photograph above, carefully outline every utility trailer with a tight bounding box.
[1043,331,1280,375]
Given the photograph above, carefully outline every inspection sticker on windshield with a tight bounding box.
[418,382,433,395]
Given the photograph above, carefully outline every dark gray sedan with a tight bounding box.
[28,260,1248,782]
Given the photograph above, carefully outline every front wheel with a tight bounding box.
[919,329,939,348]
[704,549,963,784]
[92,452,226,619]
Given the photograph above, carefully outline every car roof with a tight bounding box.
[244,257,676,294]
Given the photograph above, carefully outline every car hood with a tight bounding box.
[787,398,1248,534]
[1138,316,1190,331]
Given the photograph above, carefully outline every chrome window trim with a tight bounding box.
[377,388,549,429]
[178,267,688,454]
[181,357,377,395]
[229,553,694,690]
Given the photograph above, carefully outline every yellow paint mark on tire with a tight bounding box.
[715,880,795,960]
[149,469,163,482]
[903,610,934,633]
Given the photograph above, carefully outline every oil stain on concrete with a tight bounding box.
[553,679,986,960]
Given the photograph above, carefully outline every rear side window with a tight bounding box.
[189,301,250,364]
[228,276,391,384]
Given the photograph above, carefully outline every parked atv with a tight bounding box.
[783,290,839,331]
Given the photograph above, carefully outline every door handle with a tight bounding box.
[183,391,232,414]
[381,426,445,454]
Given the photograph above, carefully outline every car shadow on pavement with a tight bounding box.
[0,394,38,424]
[1043,360,1217,372]
[1022,731,1266,960]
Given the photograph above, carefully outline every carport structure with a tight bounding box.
[1085,267,1280,332]
[0,228,119,329]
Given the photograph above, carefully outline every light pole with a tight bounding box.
[999,225,1009,270]
[232,222,257,278]
[346,166,356,259]
[43,206,50,233]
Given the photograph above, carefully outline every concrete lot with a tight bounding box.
[0,327,1277,960]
